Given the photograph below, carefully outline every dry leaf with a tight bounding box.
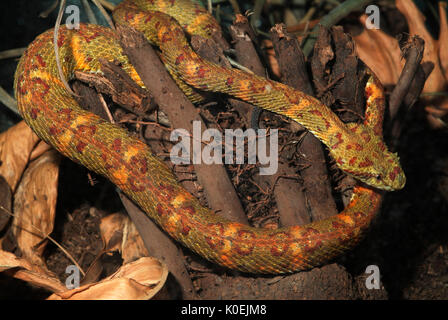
[395,0,447,93]
[12,149,60,265]
[353,0,448,127]
[0,121,40,192]
[353,15,404,86]
[47,257,168,300]
[438,2,448,77]
[0,249,65,293]
[100,212,149,264]
[0,175,12,232]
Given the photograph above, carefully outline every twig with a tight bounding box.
[0,47,26,60]
[39,0,59,18]
[97,92,114,123]
[96,0,115,11]
[0,86,19,115]
[91,0,115,29]
[53,0,77,96]
[388,36,425,121]
[81,0,98,24]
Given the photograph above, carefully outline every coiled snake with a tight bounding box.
[14,0,405,273]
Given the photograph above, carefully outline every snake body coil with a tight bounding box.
[14,0,405,273]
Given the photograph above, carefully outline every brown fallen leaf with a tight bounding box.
[0,249,65,293]
[47,257,168,300]
[0,175,12,232]
[12,149,60,266]
[353,0,448,127]
[0,120,40,192]
[352,15,404,86]
[396,0,447,94]
[100,212,149,264]
[263,1,448,127]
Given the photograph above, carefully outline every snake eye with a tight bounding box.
[375,174,382,181]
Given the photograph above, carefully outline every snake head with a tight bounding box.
[329,123,406,191]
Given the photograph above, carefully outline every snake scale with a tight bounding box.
[14,0,405,273]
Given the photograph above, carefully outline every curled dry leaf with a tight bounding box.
[395,0,447,93]
[0,120,40,192]
[12,149,60,266]
[100,212,149,264]
[352,15,404,86]
[0,175,12,232]
[47,257,168,300]
[354,0,448,127]
[263,1,448,126]
[0,249,65,293]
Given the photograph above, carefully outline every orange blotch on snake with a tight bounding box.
[365,85,373,98]
[165,214,180,235]
[123,142,145,161]
[111,166,129,187]
[239,79,252,92]
[338,214,355,226]
[186,14,210,34]
[223,222,244,238]
[171,192,190,208]
[70,113,96,129]
[71,35,93,71]
[219,255,235,268]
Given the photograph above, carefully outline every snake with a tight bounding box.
[14,0,405,274]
